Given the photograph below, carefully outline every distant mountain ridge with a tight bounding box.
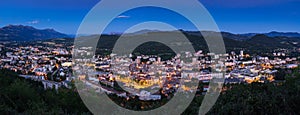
[0,25,69,41]
[132,30,300,41]
[184,31,300,41]
[76,31,300,56]
[0,25,299,42]
[240,31,300,38]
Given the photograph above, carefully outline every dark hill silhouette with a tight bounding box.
[0,25,69,41]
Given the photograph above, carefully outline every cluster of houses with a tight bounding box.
[224,51,299,84]
[1,40,299,100]
[0,41,74,90]
[74,48,299,101]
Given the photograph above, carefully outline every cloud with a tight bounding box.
[117,15,130,19]
[27,20,39,24]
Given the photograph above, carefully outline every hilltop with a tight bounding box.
[0,25,69,41]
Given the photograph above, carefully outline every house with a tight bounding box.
[286,64,298,69]
[139,90,161,101]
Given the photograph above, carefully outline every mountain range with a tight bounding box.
[71,30,300,57]
[183,31,300,41]
[241,31,300,38]
[125,29,300,41]
[1,25,300,54]
[0,25,69,41]
[1,25,300,41]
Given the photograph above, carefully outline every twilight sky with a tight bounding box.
[0,0,299,34]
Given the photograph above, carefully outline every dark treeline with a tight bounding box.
[183,67,300,114]
[0,69,91,114]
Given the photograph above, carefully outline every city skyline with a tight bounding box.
[1,0,300,114]
[0,0,299,34]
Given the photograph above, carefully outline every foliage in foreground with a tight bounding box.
[0,68,300,114]
[0,69,90,114]
[206,67,300,114]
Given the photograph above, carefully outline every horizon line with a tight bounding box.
[1,24,300,35]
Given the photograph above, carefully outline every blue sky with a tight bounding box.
[0,0,299,34]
